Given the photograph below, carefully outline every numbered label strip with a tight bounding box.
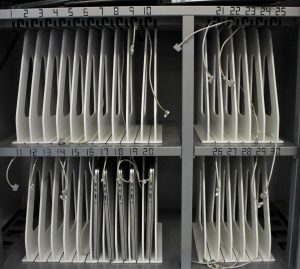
[0,6,295,20]
[195,27,280,144]
[15,25,163,145]
[23,157,162,264]
[193,156,274,264]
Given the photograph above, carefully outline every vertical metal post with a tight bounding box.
[287,20,300,269]
[181,15,194,269]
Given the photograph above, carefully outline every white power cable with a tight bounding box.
[116,158,151,187]
[59,159,68,200]
[147,30,170,118]
[130,23,138,55]
[219,26,242,87]
[202,20,215,84]
[193,258,258,269]
[5,156,19,191]
[28,158,39,190]
[173,19,233,52]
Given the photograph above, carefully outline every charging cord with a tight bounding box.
[116,158,151,187]
[174,19,233,52]
[219,26,242,87]
[59,159,68,200]
[147,29,170,118]
[201,20,216,84]
[192,258,258,268]
[6,156,19,191]
[28,158,39,191]
[130,23,138,55]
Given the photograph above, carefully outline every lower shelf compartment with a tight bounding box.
[1,211,180,269]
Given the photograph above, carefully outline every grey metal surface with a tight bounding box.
[0,126,181,157]
[286,20,300,269]
[0,6,297,19]
[181,15,194,269]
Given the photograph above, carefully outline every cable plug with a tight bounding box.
[208,73,214,84]
[130,45,135,55]
[226,79,235,87]
[12,183,19,191]
[260,192,269,200]
[257,201,264,208]
[164,110,170,118]
[173,43,182,52]
[60,194,66,200]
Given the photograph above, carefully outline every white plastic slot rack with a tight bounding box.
[195,27,280,144]
[193,156,273,264]
[15,26,162,145]
[23,157,162,263]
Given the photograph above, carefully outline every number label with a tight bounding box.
[30,148,37,156]
[53,8,59,16]
[44,148,51,156]
[230,6,241,16]
[144,6,151,15]
[68,7,73,17]
[114,7,119,15]
[83,8,88,16]
[129,7,134,15]
[143,148,154,156]
[23,9,28,18]
[38,8,43,18]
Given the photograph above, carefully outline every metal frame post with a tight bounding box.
[287,20,300,269]
[181,15,194,269]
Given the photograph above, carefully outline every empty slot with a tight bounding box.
[69,173,76,230]
[233,173,239,224]
[82,173,87,224]
[37,58,46,117]
[76,60,83,116]
[239,59,245,115]
[246,171,252,224]
[227,86,232,115]
[257,171,265,230]
[32,173,40,230]
[25,58,33,117]
[251,59,259,114]
[89,59,95,116]
[50,58,58,116]
[263,58,272,116]
[102,61,107,116]
[57,171,64,230]
[63,58,70,116]
[45,172,52,230]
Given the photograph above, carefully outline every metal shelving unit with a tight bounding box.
[0,4,298,269]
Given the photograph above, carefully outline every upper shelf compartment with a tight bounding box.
[0,17,182,154]
[193,18,298,149]
[0,17,182,156]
